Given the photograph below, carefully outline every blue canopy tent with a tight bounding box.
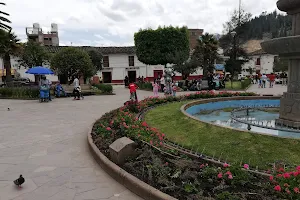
[25,66,54,85]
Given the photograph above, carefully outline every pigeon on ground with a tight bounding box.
[13,175,25,188]
[7,108,10,111]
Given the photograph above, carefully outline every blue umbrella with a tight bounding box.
[25,66,54,75]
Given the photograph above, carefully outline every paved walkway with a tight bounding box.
[247,83,287,96]
[0,87,155,200]
[0,85,285,200]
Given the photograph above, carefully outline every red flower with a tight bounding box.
[225,171,232,176]
[294,187,300,193]
[277,174,283,178]
[296,166,300,171]
[283,173,291,179]
[243,164,249,170]
[293,171,299,177]
[142,121,148,127]
[274,185,281,192]
[278,167,285,172]
[106,127,112,131]
[269,176,274,181]
[217,173,223,179]
[223,163,229,168]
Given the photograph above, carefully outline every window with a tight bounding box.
[191,32,196,36]
[103,56,109,68]
[256,58,261,65]
[128,56,134,66]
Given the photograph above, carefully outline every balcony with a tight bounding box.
[26,27,42,35]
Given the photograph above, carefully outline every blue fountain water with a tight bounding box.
[186,99,300,139]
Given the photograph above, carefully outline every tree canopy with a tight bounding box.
[134,26,190,66]
[18,41,50,68]
[0,2,11,30]
[192,33,219,77]
[171,51,199,80]
[51,47,95,82]
[88,50,103,71]
[0,29,21,83]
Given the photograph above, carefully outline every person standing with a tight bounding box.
[41,76,52,101]
[269,73,276,88]
[152,80,160,97]
[73,75,80,100]
[128,81,138,102]
[261,74,267,88]
[283,72,288,85]
[160,76,165,93]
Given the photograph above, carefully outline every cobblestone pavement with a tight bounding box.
[0,87,155,200]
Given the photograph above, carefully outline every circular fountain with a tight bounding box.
[261,0,300,128]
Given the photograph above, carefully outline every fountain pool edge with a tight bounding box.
[179,96,299,140]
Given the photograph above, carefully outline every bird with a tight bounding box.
[7,108,10,111]
[13,175,25,188]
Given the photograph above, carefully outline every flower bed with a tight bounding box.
[91,91,299,199]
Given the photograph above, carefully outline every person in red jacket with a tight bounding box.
[269,73,276,88]
[128,81,138,102]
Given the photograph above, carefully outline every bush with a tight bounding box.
[136,82,153,90]
[0,87,39,99]
[93,84,113,93]
[241,79,251,89]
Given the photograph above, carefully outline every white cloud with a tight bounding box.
[5,0,280,46]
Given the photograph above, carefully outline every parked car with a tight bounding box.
[238,74,246,80]
[1,78,31,87]
[275,78,283,84]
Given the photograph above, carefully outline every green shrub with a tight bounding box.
[136,82,153,90]
[241,79,251,89]
[0,87,39,99]
[93,84,113,93]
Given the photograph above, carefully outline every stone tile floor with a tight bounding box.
[0,84,286,200]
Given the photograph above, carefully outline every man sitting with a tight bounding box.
[55,82,66,97]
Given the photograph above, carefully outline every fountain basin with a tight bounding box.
[277,0,300,13]
[261,35,300,57]
[182,97,300,139]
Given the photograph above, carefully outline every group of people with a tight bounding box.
[251,72,287,89]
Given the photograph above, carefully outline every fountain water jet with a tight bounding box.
[261,0,300,129]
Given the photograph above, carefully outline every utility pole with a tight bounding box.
[238,0,241,26]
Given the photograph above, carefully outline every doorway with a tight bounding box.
[128,71,136,83]
[154,70,163,80]
[102,72,112,83]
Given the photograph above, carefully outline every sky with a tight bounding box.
[4,0,279,47]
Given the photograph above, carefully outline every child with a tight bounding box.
[128,81,138,102]
[152,80,160,97]
[172,83,177,97]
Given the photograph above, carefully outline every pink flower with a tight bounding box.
[286,189,291,194]
[217,173,223,179]
[223,163,229,168]
[243,164,249,170]
[200,164,205,168]
[142,121,148,127]
[274,185,281,192]
[159,142,163,146]
[283,173,291,179]
[149,140,153,145]
[225,171,232,175]
[293,171,299,177]
[296,166,300,171]
[228,175,233,179]
[106,127,112,131]
[269,176,274,181]
[165,162,169,166]
[294,187,300,193]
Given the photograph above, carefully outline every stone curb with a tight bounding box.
[87,123,177,200]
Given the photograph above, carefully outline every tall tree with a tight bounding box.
[88,50,103,71]
[51,47,96,84]
[0,29,21,84]
[170,51,199,80]
[0,2,11,30]
[134,26,190,67]
[18,41,50,68]
[192,33,219,77]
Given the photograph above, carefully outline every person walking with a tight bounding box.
[261,74,267,88]
[269,73,276,88]
[73,75,80,100]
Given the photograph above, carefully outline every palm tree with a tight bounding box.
[192,33,219,78]
[0,29,21,85]
[0,2,11,30]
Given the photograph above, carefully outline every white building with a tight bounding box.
[242,49,277,75]
[1,46,205,84]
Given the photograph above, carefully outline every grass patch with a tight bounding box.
[145,101,300,169]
